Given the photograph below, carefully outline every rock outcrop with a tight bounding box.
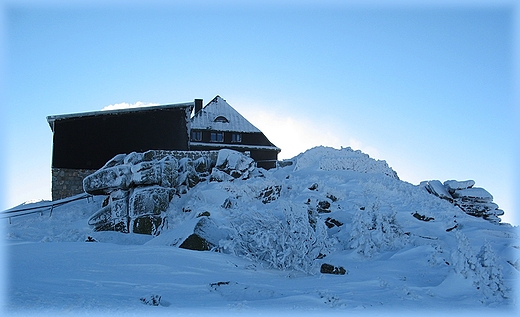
[84,149,255,235]
[421,179,504,223]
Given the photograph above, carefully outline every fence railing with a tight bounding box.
[0,193,94,222]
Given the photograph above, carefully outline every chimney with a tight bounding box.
[194,99,203,114]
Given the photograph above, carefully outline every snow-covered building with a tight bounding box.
[190,96,280,170]
[47,101,195,200]
[46,96,280,200]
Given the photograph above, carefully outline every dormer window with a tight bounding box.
[214,116,229,123]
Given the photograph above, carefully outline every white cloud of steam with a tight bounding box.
[102,101,159,111]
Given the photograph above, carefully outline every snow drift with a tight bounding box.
[2,146,518,315]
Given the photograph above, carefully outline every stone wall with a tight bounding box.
[51,168,97,200]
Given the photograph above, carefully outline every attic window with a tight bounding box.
[214,116,229,123]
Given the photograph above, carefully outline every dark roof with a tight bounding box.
[47,102,194,132]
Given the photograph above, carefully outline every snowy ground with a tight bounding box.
[1,147,519,316]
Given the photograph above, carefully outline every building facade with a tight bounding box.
[47,96,280,200]
[189,96,280,169]
[47,102,194,200]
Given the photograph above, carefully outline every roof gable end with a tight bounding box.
[191,96,261,133]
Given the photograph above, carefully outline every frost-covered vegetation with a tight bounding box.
[3,146,519,315]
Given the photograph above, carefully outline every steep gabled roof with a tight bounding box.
[191,96,261,133]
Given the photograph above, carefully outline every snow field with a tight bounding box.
[2,146,519,315]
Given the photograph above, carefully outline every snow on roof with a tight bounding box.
[191,96,261,133]
[47,102,194,131]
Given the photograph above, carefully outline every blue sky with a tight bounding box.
[1,1,518,224]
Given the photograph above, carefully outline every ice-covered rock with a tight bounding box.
[421,179,503,223]
[422,180,453,201]
[130,161,162,186]
[129,186,175,217]
[320,263,347,275]
[83,165,132,195]
[146,216,229,251]
[84,149,258,235]
[443,180,475,193]
[214,149,255,179]
[293,146,399,179]
[452,187,493,201]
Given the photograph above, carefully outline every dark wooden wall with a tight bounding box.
[190,130,279,169]
[51,108,189,169]
[191,130,275,147]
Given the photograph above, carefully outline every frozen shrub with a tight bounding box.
[452,233,507,301]
[349,202,407,257]
[452,232,478,278]
[225,202,333,274]
[475,242,507,300]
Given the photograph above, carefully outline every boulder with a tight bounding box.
[317,200,331,213]
[179,217,228,251]
[131,161,161,186]
[84,150,225,234]
[178,158,202,188]
[159,156,179,188]
[325,217,343,228]
[422,179,503,223]
[88,203,129,233]
[132,215,164,235]
[88,205,112,227]
[193,156,211,173]
[452,187,493,202]
[123,151,145,165]
[320,263,347,275]
[215,149,255,179]
[423,180,452,201]
[83,165,132,195]
[210,168,235,182]
[443,180,475,193]
[88,189,130,232]
[129,186,174,217]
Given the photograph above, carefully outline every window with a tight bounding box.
[210,132,224,142]
[191,131,202,141]
[231,133,242,143]
[214,116,229,123]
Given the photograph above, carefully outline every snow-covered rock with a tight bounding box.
[422,180,453,201]
[443,179,475,193]
[214,148,255,179]
[129,186,175,217]
[147,216,229,251]
[452,187,493,201]
[83,165,132,195]
[4,146,517,312]
[421,179,503,223]
[83,150,222,234]
[82,149,263,234]
[292,146,399,179]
